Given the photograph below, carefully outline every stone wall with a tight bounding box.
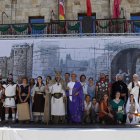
[0,0,140,24]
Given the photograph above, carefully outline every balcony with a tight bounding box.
[0,19,140,36]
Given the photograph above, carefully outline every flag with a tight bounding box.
[59,0,65,20]
[113,0,121,18]
[86,0,92,16]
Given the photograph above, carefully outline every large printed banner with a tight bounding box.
[0,36,140,83]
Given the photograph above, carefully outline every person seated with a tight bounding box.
[91,97,99,123]
[83,95,92,124]
[99,94,115,124]
[126,94,140,124]
[110,91,125,124]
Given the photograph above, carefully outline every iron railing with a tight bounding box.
[0,19,140,35]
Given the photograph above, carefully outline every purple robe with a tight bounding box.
[68,82,84,123]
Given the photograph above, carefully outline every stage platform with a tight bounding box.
[0,124,140,140]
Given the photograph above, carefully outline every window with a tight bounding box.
[78,13,96,33]
[131,13,140,33]
[29,16,45,34]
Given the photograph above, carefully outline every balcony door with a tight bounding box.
[78,13,96,33]
[29,16,45,34]
[131,13,140,33]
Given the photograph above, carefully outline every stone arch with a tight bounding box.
[111,47,140,83]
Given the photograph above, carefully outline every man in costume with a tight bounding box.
[80,74,88,97]
[3,74,18,122]
[96,73,111,102]
[50,70,66,124]
[111,74,128,102]
[67,72,84,123]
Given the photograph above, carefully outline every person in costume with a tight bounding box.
[110,91,125,124]
[111,74,128,103]
[50,70,66,124]
[128,74,140,104]
[3,74,18,122]
[32,76,45,123]
[96,73,111,102]
[126,94,140,124]
[67,72,84,123]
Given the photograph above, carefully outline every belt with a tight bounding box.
[5,96,15,98]
[53,93,63,99]
[36,92,44,95]
[21,93,27,96]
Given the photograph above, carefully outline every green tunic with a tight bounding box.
[110,99,124,122]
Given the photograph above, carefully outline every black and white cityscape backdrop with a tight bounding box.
[0,36,140,83]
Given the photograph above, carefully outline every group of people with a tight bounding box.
[0,71,140,125]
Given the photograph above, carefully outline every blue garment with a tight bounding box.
[68,82,84,123]
[87,84,95,99]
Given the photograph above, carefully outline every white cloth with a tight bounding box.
[80,82,88,95]
[50,83,65,116]
[92,103,99,113]
[128,81,140,103]
[67,81,75,101]
[3,84,17,108]
[126,97,140,124]
[84,101,92,111]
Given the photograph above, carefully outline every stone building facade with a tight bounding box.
[0,0,140,24]
[0,43,33,82]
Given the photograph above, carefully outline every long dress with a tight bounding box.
[110,99,124,122]
[44,84,51,124]
[126,97,140,124]
[32,85,45,117]
[67,81,84,123]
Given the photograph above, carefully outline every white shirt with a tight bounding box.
[80,82,88,95]
[84,101,92,111]
[67,81,75,101]
[128,81,140,102]
[4,84,17,96]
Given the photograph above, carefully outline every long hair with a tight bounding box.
[36,76,44,87]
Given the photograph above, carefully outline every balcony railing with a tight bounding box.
[0,19,140,35]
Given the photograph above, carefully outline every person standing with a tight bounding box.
[32,76,45,123]
[50,71,66,124]
[128,74,140,103]
[29,78,35,121]
[67,72,84,123]
[80,74,88,96]
[44,76,52,124]
[87,77,95,99]
[18,77,30,104]
[111,74,128,102]
[96,73,110,102]
[0,82,4,121]
[3,74,18,122]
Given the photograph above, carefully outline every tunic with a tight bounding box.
[32,85,45,116]
[50,83,66,116]
[128,81,140,103]
[4,84,17,108]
